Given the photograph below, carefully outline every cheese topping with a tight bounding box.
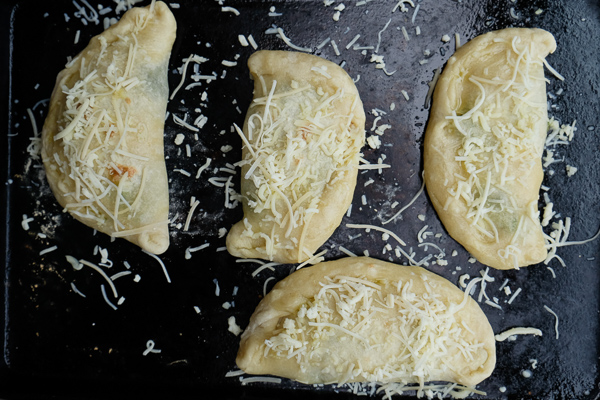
[43,7,167,242]
[236,75,363,262]
[441,34,551,267]
[494,327,542,342]
[543,217,600,266]
[262,273,489,388]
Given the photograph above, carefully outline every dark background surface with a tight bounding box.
[1,0,600,399]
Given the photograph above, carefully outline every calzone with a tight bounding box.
[226,51,366,264]
[237,257,496,389]
[424,28,557,269]
[41,2,176,254]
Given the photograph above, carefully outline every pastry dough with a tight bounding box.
[226,51,365,264]
[236,257,496,389]
[41,2,176,254]
[423,28,557,269]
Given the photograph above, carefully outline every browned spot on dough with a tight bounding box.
[108,164,137,184]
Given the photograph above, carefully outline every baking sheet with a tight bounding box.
[2,0,600,399]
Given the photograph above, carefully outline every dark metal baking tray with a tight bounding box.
[2,0,599,399]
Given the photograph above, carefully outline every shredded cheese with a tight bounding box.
[143,250,171,283]
[544,305,559,339]
[495,327,542,342]
[346,224,418,265]
[228,316,243,336]
[276,28,311,52]
[235,72,363,262]
[437,34,559,267]
[42,8,174,244]
[544,217,600,266]
[382,177,425,225]
[263,272,490,390]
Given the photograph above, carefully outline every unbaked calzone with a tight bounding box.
[226,51,366,264]
[423,28,557,269]
[236,257,496,389]
[41,1,176,254]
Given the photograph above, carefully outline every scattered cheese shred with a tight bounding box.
[382,177,425,225]
[143,250,171,283]
[39,245,58,255]
[70,282,87,298]
[346,223,417,264]
[185,243,210,259]
[143,339,161,356]
[183,199,200,231]
[228,316,243,336]
[544,305,559,339]
[544,217,600,266]
[276,28,311,52]
[507,287,522,304]
[78,259,118,298]
[100,284,118,310]
[235,74,363,261]
[240,376,282,385]
[424,67,441,108]
[495,327,542,342]
[221,6,240,16]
